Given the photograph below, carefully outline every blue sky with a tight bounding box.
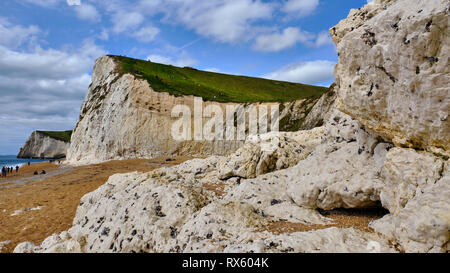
[0,0,370,155]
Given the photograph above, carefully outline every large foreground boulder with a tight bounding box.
[333,0,450,157]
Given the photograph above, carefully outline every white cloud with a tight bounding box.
[22,0,60,7]
[131,25,160,43]
[282,0,320,17]
[314,30,333,47]
[0,18,41,49]
[0,39,105,80]
[67,0,81,6]
[112,11,144,33]
[146,53,197,67]
[146,54,171,64]
[0,20,106,154]
[133,0,274,43]
[79,1,273,44]
[253,27,314,52]
[74,4,100,22]
[98,29,109,40]
[137,0,163,10]
[263,60,335,85]
[24,0,99,22]
[180,0,273,43]
[204,68,221,73]
[253,27,333,52]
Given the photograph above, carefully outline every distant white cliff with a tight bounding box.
[17,131,71,159]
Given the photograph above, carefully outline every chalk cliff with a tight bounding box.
[15,0,449,253]
[17,131,71,159]
[66,56,323,165]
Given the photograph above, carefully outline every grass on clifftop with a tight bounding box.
[37,130,73,143]
[109,55,329,103]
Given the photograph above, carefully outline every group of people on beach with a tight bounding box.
[1,166,19,177]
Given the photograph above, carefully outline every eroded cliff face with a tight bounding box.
[332,0,450,156]
[15,0,449,253]
[17,131,69,159]
[67,56,319,165]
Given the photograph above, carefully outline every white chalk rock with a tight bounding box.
[379,148,446,214]
[286,110,389,210]
[372,169,450,253]
[224,228,395,253]
[333,0,450,156]
[217,127,324,179]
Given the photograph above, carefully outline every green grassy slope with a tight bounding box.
[110,55,329,103]
[37,130,73,143]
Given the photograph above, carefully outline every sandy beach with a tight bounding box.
[0,157,193,253]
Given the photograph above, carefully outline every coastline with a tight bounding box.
[0,157,194,253]
[0,155,53,169]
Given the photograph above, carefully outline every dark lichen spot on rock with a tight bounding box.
[170,227,179,239]
[425,21,432,31]
[358,147,364,155]
[377,66,396,82]
[426,57,439,65]
[403,37,410,45]
[101,227,110,236]
[156,211,166,217]
[391,22,399,31]
[368,83,374,97]
[270,199,282,206]
[254,209,267,218]
[362,29,377,46]
[269,242,279,248]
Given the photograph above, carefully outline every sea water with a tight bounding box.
[0,155,49,168]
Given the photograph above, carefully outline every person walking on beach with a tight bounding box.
[16,165,19,173]
[1,167,6,178]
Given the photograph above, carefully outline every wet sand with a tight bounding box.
[0,157,192,253]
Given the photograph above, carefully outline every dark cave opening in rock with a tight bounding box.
[257,203,391,235]
[317,203,390,233]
